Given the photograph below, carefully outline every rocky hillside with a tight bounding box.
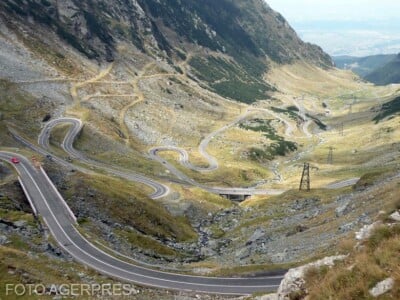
[6,2,392,298]
[0,0,332,103]
[333,53,400,86]
[333,54,397,77]
[365,53,400,85]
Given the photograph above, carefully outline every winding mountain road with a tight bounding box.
[147,108,296,195]
[150,107,295,173]
[248,108,295,137]
[149,110,254,172]
[0,151,284,295]
[325,178,360,189]
[38,114,356,198]
[0,54,365,296]
[37,118,169,199]
[41,117,286,196]
[148,107,295,195]
[2,110,360,295]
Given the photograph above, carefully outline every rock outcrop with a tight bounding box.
[369,278,394,297]
[258,255,346,300]
[355,221,381,241]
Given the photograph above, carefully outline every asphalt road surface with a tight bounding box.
[1,115,360,295]
[0,151,284,295]
[38,118,286,197]
[325,178,360,189]
[36,118,169,199]
[37,118,357,197]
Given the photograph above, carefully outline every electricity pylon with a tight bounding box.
[299,163,310,191]
[327,146,335,164]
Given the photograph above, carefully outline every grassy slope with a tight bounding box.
[2,11,400,294]
[0,187,101,299]
[306,210,400,299]
[0,163,193,299]
[262,62,400,189]
[240,118,297,161]
[373,96,400,123]
[189,55,273,104]
[365,55,400,85]
[0,79,47,143]
[0,245,97,300]
[333,54,397,77]
[59,171,196,242]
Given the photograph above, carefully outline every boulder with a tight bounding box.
[335,199,351,217]
[247,228,265,245]
[290,198,319,211]
[338,221,356,233]
[389,211,400,222]
[369,278,394,297]
[271,250,289,263]
[276,255,346,299]
[0,235,9,245]
[14,220,27,228]
[200,247,216,257]
[355,222,381,241]
[256,294,278,300]
[235,247,251,260]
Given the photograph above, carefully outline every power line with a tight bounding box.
[299,162,310,191]
[327,146,335,164]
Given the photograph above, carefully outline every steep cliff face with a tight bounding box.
[137,0,332,65]
[0,0,332,64]
[0,0,333,103]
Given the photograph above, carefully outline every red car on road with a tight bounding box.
[11,157,20,164]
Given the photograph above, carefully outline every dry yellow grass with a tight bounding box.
[65,172,197,242]
[266,62,380,99]
[306,224,400,300]
[301,190,400,300]
[173,185,233,211]
[59,59,400,194]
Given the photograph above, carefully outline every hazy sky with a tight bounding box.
[266,0,400,23]
[265,0,400,56]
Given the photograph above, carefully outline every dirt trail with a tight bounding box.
[118,62,155,143]
[291,97,313,138]
[249,107,295,137]
[70,63,114,105]
[16,78,78,84]
[115,55,197,144]
[81,94,136,102]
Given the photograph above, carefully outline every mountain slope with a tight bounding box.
[333,54,397,77]
[365,53,400,85]
[0,0,332,65]
[0,0,332,103]
[3,1,400,298]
